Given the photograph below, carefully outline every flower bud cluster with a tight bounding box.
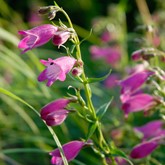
[38,6,60,20]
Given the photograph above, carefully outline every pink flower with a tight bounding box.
[38,56,76,86]
[131,49,143,61]
[90,46,121,66]
[118,70,154,102]
[100,30,112,42]
[130,140,158,159]
[134,120,165,141]
[52,31,71,47]
[104,74,120,88]
[125,63,148,75]
[18,24,58,53]
[122,94,157,116]
[40,98,70,126]
[50,140,89,165]
[130,120,165,159]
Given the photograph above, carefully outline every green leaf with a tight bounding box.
[0,87,69,165]
[111,147,134,165]
[96,97,113,120]
[87,69,112,83]
[86,122,98,140]
[0,87,39,115]
[80,28,93,45]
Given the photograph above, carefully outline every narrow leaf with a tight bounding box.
[87,69,111,83]
[96,97,113,120]
[86,122,98,140]
[0,87,39,115]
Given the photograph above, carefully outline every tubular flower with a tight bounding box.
[89,46,121,66]
[104,74,120,88]
[38,56,76,86]
[118,70,154,102]
[18,24,58,53]
[52,30,71,47]
[131,49,143,61]
[122,94,158,116]
[40,98,70,126]
[130,140,159,159]
[130,121,165,159]
[49,140,89,165]
[134,120,165,140]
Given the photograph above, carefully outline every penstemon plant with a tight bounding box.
[17,2,127,165]
[14,1,165,165]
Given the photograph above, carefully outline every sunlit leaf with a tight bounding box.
[87,69,111,83]
[96,97,113,120]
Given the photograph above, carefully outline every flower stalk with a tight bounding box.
[57,5,117,165]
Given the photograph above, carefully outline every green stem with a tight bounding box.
[59,5,117,164]
[46,126,68,165]
[59,8,96,118]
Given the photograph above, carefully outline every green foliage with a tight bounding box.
[1,0,165,165]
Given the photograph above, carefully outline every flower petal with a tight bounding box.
[122,94,157,116]
[134,120,165,140]
[50,141,85,162]
[119,70,154,102]
[130,140,158,159]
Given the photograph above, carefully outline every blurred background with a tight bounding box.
[1,0,165,165]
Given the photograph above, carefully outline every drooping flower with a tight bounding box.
[89,45,121,66]
[130,140,159,159]
[130,120,165,159]
[122,93,158,116]
[38,56,76,86]
[131,49,143,61]
[40,98,71,126]
[18,24,58,53]
[118,70,154,102]
[50,140,90,165]
[52,30,72,47]
[104,74,120,88]
[134,120,165,140]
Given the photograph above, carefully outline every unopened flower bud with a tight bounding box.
[38,6,51,15]
[132,48,156,62]
[48,10,56,20]
[131,49,143,61]
[75,59,84,67]
[72,67,83,77]
[52,31,71,47]
[38,6,59,20]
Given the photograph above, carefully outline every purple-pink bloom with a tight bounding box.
[104,74,120,88]
[131,49,143,61]
[38,56,76,86]
[40,98,70,126]
[100,30,112,42]
[130,140,158,159]
[18,24,58,53]
[50,140,87,165]
[122,94,157,116]
[52,31,71,47]
[125,63,148,75]
[134,120,165,141]
[90,46,121,66]
[118,70,154,103]
[131,120,165,159]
